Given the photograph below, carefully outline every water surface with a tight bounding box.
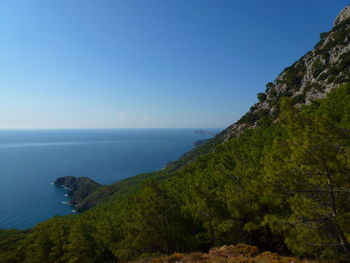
[0,129,217,229]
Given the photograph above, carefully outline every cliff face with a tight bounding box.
[169,6,350,168]
[218,5,350,141]
[54,176,101,212]
[54,176,98,191]
[335,6,350,26]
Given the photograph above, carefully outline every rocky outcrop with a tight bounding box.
[54,176,101,212]
[54,176,98,191]
[218,6,350,141]
[167,5,350,168]
[335,5,350,26]
[194,130,217,136]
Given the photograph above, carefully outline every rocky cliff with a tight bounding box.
[335,5,350,26]
[54,176,101,212]
[169,6,350,167]
[217,5,350,141]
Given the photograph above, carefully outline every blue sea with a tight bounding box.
[0,129,218,229]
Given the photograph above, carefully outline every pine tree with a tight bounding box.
[263,88,350,260]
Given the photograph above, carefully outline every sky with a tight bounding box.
[0,0,348,129]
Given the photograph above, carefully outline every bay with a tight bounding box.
[0,129,217,229]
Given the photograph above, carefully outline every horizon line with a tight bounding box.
[0,127,224,130]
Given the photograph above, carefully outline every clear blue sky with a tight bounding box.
[0,0,348,129]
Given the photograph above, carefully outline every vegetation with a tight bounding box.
[129,244,319,263]
[1,84,350,263]
[315,17,350,57]
[257,92,267,102]
[265,82,275,92]
[2,7,350,263]
[291,93,306,104]
[312,58,324,78]
[282,63,306,88]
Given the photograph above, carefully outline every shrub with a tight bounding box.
[114,244,320,263]
[238,112,257,125]
[282,63,305,87]
[269,89,278,98]
[335,75,350,84]
[267,99,278,108]
[303,83,324,93]
[332,30,348,44]
[183,252,203,262]
[327,75,336,84]
[265,82,274,92]
[292,94,306,104]
[167,253,184,263]
[255,108,270,119]
[321,52,330,61]
[339,51,350,71]
[311,83,324,91]
[328,65,340,75]
[311,58,324,78]
[250,104,258,111]
[319,32,328,41]
[317,72,328,81]
[257,92,267,102]
[280,90,292,97]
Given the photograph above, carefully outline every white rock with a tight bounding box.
[334,5,350,26]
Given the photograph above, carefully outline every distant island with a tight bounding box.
[194,129,217,136]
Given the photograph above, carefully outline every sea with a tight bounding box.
[0,129,218,229]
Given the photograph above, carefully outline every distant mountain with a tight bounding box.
[193,129,217,136]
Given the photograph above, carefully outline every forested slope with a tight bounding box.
[1,83,349,263]
[1,7,350,263]
[46,8,350,216]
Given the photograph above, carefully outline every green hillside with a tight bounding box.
[1,8,350,263]
[1,83,349,262]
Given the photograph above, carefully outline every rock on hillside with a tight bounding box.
[335,5,350,26]
[54,176,101,212]
[168,5,350,168]
[218,5,350,141]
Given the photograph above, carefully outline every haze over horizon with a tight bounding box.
[1,0,348,129]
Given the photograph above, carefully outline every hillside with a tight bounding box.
[1,5,350,263]
[60,5,350,212]
[129,244,319,263]
[170,5,350,167]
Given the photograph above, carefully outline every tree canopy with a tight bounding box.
[1,84,350,263]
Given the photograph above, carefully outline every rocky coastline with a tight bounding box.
[54,176,101,212]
